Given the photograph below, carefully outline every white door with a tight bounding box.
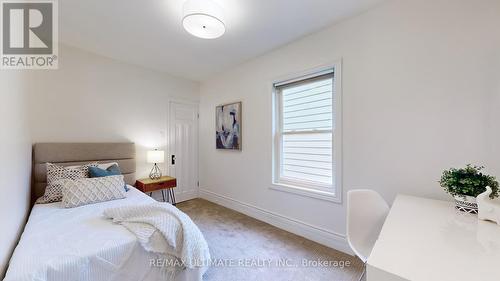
[169,101,199,203]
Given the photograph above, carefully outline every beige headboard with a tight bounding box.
[33,143,136,200]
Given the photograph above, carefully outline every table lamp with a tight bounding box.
[147,149,164,180]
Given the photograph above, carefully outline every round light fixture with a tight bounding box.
[182,0,225,39]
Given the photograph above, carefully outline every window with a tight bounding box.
[273,68,340,200]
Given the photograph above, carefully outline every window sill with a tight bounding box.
[270,182,341,203]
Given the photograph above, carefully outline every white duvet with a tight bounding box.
[3,187,207,281]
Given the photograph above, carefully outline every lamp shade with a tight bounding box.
[182,0,225,39]
[147,150,165,164]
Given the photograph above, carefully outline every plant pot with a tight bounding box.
[453,195,478,214]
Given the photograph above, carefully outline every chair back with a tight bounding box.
[347,189,389,262]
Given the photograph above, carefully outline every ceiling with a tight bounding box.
[60,0,386,81]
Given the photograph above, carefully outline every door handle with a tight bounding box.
[171,155,176,165]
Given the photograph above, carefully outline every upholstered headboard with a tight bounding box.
[33,143,136,200]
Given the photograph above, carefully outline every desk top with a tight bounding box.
[368,195,500,281]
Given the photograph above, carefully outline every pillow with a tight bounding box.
[89,164,121,178]
[36,162,98,204]
[61,175,126,208]
[89,164,129,192]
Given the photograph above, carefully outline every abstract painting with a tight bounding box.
[216,102,241,150]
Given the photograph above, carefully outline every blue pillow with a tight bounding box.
[89,164,129,192]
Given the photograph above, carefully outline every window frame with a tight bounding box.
[271,62,342,203]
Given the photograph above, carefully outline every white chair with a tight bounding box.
[347,189,389,280]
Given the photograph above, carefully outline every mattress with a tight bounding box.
[4,187,206,281]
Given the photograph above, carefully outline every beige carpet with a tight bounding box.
[177,199,363,281]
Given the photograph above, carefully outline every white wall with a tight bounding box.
[0,72,32,277]
[487,68,500,175]
[199,0,500,252]
[28,44,200,178]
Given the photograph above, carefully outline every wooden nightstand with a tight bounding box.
[135,176,177,205]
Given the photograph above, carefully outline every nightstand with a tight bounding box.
[135,176,177,205]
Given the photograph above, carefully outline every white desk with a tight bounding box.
[367,195,500,281]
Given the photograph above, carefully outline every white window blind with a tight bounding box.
[275,71,335,191]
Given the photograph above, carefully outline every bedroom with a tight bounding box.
[1,0,499,280]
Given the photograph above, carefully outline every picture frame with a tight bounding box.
[216,102,242,150]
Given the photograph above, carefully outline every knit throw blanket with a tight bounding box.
[103,202,210,270]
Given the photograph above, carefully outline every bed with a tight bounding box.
[4,143,207,281]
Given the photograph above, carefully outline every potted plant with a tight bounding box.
[439,164,499,214]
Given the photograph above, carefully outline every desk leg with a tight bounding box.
[367,263,406,281]
[161,190,166,202]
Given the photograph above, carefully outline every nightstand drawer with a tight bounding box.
[135,177,177,193]
[146,180,176,192]
[135,176,177,205]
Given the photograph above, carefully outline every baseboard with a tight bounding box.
[199,188,353,255]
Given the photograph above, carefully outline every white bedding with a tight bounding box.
[4,187,207,281]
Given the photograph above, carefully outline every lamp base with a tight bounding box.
[149,163,162,180]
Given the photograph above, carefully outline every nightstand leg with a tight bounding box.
[170,189,176,205]
[149,192,153,197]
[161,190,166,202]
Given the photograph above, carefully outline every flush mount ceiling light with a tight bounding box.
[182,0,226,39]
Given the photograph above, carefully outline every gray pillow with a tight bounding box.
[36,162,98,204]
[61,175,126,208]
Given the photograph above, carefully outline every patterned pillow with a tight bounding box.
[36,162,98,204]
[61,175,126,208]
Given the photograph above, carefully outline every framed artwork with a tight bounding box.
[216,102,241,150]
